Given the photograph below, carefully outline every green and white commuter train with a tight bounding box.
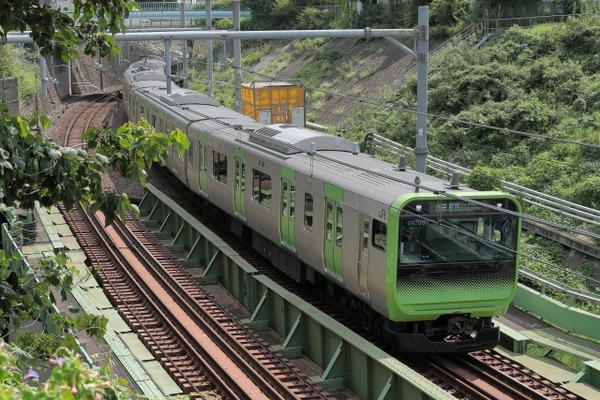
[123,59,522,353]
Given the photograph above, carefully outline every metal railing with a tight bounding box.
[481,13,579,35]
[137,2,238,12]
[520,267,600,307]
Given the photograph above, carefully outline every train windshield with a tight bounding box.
[398,198,518,267]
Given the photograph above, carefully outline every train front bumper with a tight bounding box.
[382,325,500,354]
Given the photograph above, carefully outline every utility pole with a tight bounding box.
[233,0,242,113]
[206,0,214,97]
[179,0,188,87]
[414,6,429,174]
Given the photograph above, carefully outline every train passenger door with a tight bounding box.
[280,167,295,251]
[233,148,246,220]
[357,217,369,297]
[198,134,207,196]
[324,184,343,281]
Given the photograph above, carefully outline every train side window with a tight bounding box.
[175,129,184,160]
[281,181,296,220]
[281,181,287,217]
[362,220,370,254]
[336,207,343,246]
[165,122,171,158]
[326,202,333,241]
[304,193,313,231]
[252,169,271,208]
[199,144,205,171]
[213,151,227,184]
[235,159,245,191]
[290,184,295,220]
[187,141,194,167]
[372,219,387,251]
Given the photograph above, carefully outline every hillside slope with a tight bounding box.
[245,37,427,127]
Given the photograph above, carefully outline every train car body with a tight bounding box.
[122,59,522,353]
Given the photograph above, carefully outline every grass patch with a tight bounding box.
[294,50,341,87]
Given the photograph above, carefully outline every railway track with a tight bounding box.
[64,93,115,146]
[420,350,579,400]
[59,202,334,399]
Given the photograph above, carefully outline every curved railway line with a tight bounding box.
[57,93,588,398]
[64,93,115,146]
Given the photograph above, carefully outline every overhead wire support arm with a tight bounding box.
[383,36,418,59]
[4,29,417,45]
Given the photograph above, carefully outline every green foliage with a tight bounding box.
[0,343,131,399]
[569,175,600,209]
[214,18,233,30]
[15,332,79,361]
[465,166,503,191]
[84,117,189,223]
[0,45,23,78]
[0,0,198,395]
[295,7,333,30]
[291,37,329,55]
[430,0,470,27]
[272,0,300,29]
[243,0,277,29]
[0,108,188,225]
[336,59,377,81]
[420,19,600,209]
[0,248,109,361]
[0,45,39,102]
[242,42,278,66]
[474,0,546,19]
[0,0,138,59]
[520,234,600,303]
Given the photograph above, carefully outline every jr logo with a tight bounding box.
[379,209,387,219]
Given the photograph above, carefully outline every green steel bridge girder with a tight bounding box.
[248,275,450,399]
[137,184,451,400]
[138,185,258,311]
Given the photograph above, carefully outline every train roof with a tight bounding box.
[287,149,469,205]
[159,91,220,107]
[250,124,358,155]
[125,60,477,205]
[126,59,166,82]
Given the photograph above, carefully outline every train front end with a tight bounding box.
[384,192,522,353]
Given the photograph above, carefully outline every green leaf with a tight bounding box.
[119,137,132,149]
